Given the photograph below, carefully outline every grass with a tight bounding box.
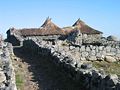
[92,61,120,77]
[15,73,24,90]
[10,54,25,90]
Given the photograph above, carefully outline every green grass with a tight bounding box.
[92,61,120,77]
[10,53,25,90]
[15,73,24,90]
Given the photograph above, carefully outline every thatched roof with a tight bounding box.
[40,17,65,35]
[63,26,76,35]
[72,18,103,34]
[19,28,41,36]
[17,17,65,36]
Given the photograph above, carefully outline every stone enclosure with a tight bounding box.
[19,39,120,90]
[5,18,120,90]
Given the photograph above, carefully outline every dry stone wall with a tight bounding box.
[69,43,120,62]
[21,39,120,90]
[23,36,120,62]
[0,42,17,90]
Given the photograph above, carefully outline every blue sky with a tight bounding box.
[0,0,120,38]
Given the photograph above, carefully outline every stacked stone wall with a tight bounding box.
[0,42,17,90]
[21,39,120,90]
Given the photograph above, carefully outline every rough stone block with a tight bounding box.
[80,46,85,52]
[90,45,93,50]
[81,51,89,57]
[86,46,90,52]
[105,56,116,63]
[106,46,111,52]
[92,46,96,50]
[95,46,99,53]
[99,46,104,51]
[90,50,96,56]
[81,63,92,69]
[69,46,75,50]
[88,56,97,61]
[80,57,86,61]
[0,71,6,83]
[105,74,118,86]
[116,54,120,58]
[106,52,116,56]
[117,49,120,54]
[110,48,117,52]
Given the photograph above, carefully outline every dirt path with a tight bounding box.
[12,54,39,90]
[12,48,82,90]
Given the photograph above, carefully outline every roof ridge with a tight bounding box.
[73,18,85,27]
[41,17,52,27]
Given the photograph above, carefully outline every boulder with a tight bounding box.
[88,56,97,61]
[105,56,116,63]
[0,71,6,83]
[0,83,5,89]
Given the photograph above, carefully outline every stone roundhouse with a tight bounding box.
[6,18,103,46]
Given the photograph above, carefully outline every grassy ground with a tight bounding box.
[92,61,120,77]
[15,72,24,90]
[10,54,25,90]
[12,48,83,90]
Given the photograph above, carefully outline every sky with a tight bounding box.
[0,0,120,38]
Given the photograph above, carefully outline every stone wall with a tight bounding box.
[21,39,120,90]
[22,36,120,63]
[69,44,120,62]
[24,35,61,40]
[6,28,120,90]
[82,34,102,44]
[66,31,102,45]
[0,42,17,90]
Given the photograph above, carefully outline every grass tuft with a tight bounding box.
[92,61,120,77]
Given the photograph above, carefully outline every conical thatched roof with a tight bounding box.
[72,18,103,34]
[40,17,65,35]
[16,17,65,36]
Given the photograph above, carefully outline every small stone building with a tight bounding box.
[6,18,103,46]
[63,19,103,45]
[6,17,65,46]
